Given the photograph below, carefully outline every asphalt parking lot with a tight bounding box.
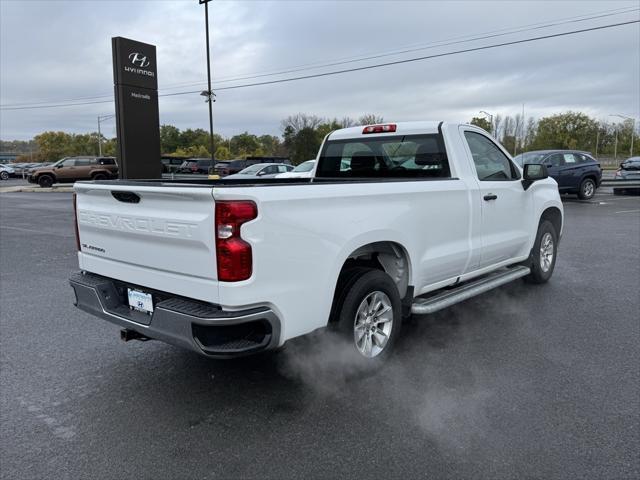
[0,190,638,480]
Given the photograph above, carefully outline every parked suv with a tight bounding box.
[177,158,213,174]
[28,156,118,188]
[161,156,186,174]
[514,150,602,199]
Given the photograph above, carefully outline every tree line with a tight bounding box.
[470,111,637,158]
[1,111,636,164]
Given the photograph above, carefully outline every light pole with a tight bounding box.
[97,114,115,156]
[610,114,636,157]
[479,110,494,135]
[200,0,216,167]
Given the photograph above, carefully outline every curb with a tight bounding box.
[0,185,73,193]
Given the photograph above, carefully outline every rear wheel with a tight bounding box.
[578,178,596,200]
[92,173,107,181]
[525,220,558,284]
[38,175,54,188]
[334,268,402,362]
[0,171,8,180]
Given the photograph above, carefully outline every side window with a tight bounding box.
[277,165,288,173]
[75,158,92,166]
[576,153,593,164]
[60,158,76,167]
[463,131,519,181]
[563,153,577,165]
[545,154,563,167]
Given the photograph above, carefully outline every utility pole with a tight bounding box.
[479,110,494,135]
[610,114,636,157]
[200,0,216,168]
[97,114,115,156]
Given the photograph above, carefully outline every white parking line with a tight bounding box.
[615,209,640,214]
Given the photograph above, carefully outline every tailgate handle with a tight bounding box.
[111,191,141,204]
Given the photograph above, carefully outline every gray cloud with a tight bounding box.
[1,0,638,140]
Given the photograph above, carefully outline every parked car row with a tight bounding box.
[0,162,54,179]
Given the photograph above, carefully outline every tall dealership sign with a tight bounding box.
[112,37,161,179]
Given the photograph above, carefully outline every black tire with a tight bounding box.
[333,268,402,362]
[577,178,596,200]
[613,188,624,196]
[524,220,558,284]
[92,173,107,181]
[0,171,8,180]
[38,175,54,188]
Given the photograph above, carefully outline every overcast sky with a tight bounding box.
[1,0,638,140]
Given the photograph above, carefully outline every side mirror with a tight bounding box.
[522,163,548,190]
[257,170,266,176]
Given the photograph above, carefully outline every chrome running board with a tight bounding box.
[411,266,531,315]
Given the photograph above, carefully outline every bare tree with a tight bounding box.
[280,113,324,135]
[358,114,384,125]
[493,114,503,140]
[339,116,356,128]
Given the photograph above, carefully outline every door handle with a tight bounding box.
[483,194,498,201]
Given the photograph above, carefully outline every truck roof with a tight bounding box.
[329,121,443,140]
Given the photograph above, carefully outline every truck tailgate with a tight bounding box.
[74,182,219,302]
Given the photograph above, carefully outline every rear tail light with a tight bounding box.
[215,200,257,281]
[72,193,80,251]
[362,124,397,134]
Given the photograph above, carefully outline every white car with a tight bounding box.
[275,159,316,178]
[70,121,562,363]
[224,163,293,179]
[0,164,15,180]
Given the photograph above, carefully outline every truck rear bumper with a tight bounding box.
[69,271,281,358]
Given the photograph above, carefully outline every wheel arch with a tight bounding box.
[539,206,562,238]
[334,240,411,298]
[327,240,413,324]
[37,171,56,182]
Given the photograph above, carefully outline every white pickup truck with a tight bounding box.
[70,122,563,362]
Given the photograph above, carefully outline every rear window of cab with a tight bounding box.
[316,134,451,178]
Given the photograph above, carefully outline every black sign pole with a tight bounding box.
[112,37,161,179]
[200,0,215,168]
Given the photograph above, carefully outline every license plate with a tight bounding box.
[127,289,154,313]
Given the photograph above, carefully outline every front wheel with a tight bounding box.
[38,175,54,188]
[578,178,596,200]
[335,269,402,362]
[525,220,558,284]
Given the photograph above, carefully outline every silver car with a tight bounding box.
[613,157,640,195]
[0,164,16,180]
[224,163,293,180]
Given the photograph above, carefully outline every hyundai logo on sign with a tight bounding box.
[128,52,150,68]
[124,51,154,77]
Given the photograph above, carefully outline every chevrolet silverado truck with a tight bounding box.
[69,122,563,362]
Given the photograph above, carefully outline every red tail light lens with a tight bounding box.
[73,193,80,251]
[362,124,397,134]
[215,200,257,281]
